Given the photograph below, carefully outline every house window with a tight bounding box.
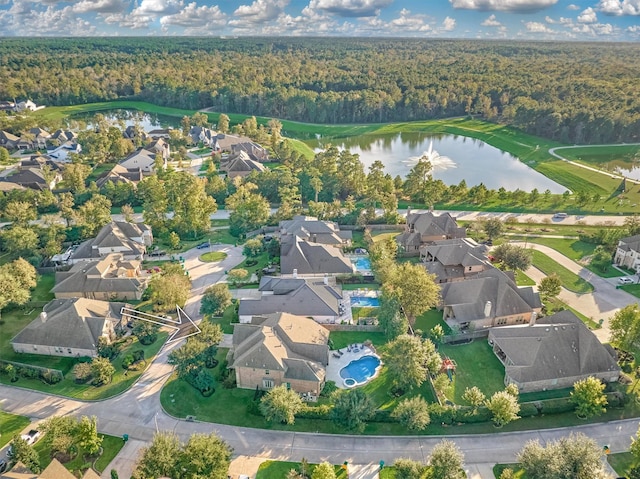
[33,345,37,350]
[68,348,72,354]
[496,318,507,325]
[265,369,269,375]
[263,379,274,389]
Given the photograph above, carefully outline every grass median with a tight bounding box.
[529,249,594,294]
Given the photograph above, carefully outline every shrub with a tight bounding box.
[296,404,332,420]
[132,349,145,362]
[122,355,134,370]
[73,362,93,383]
[540,397,574,415]
[320,381,337,397]
[111,470,119,479]
[429,403,455,425]
[42,369,62,385]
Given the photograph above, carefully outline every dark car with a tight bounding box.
[149,250,166,257]
[196,242,211,249]
[0,459,7,473]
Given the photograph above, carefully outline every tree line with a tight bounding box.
[1,38,640,144]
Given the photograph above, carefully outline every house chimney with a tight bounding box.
[323,274,329,286]
[40,311,47,322]
[529,311,537,326]
[484,301,492,318]
[293,268,298,278]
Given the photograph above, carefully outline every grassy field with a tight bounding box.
[555,144,640,167]
[256,461,348,479]
[0,411,30,448]
[608,451,637,478]
[529,249,594,294]
[439,340,506,404]
[199,251,227,262]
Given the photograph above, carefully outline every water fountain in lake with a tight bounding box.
[403,140,457,172]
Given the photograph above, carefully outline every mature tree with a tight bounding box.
[227,268,249,285]
[394,458,426,479]
[491,243,532,271]
[121,204,135,223]
[483,218,504,240]
[538,273,562,300]
[259,385,304,425]
[217,113,230,133]
[518,433,608,479]
[311,462,336,479]
[377,296,408,340]
[570,377,607,419]
[148,263,192,311]
[179,432,233,479]
[4,201,36,225]
[382,262,439,324]
[0,258,37,320]
[499,468,515,479]
[75,194,112,238]
[331,389,375,433]
[73,362,93,382]
[369,238,398,285]
[462,386,486,413]
[625,215,640,237]
[166,172,217,239]
[384,334,441,390]
[429,324,445,344]
[0,146,10,163]
[609,304,640,351]
[132,431,182,479]
[429,440,465,479]
[486,391,520,427]
[138,175,169,234]
[200,283,232,316]
[168,231,180,250]
[91,356,115,385]
[391,396,431,431]
[589,245,612,274]
[77,415,102,455]
[630,423,640,462]
[433,374,453,400]
[132,320,160,345]
[62,162,91,193]
[8,435,40,472]
[243,238,263,257]
[226,182,271,237]
[2,225,39,256]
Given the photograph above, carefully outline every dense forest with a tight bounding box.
[1,37,640,144]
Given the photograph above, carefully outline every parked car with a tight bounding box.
[196,241,211,249]
[149,250,166,257]
[618,277,635,284]
[0,459,7,473]
[23,430,41,445]
[553,212,568,219]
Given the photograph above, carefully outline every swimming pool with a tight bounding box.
[351,296,380,307]
[352,257,372,271]
[340,355,382,387]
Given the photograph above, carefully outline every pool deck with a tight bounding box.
[326,345,381,389]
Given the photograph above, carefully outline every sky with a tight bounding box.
[0,0,639,40]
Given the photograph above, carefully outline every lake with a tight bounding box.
[309,132,566,193]
[68,109,180,131]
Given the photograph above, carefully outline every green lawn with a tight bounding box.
[529,249,594,294]
[493,464,527,478]
[526,238,595,262]
[0,411,30,448]
[328,331,386,350]
[414,309,450,335]
[35,432,125,475]
[514,270,536,286]
[379,468,397,479]
[371,231,401,243]
[608,451,638,478]
[209,304,238,334]
[621,284,640,299]
[199,251,228,262]
[341,282,381,291]
[439,340,506,404]
[256,461,347,479]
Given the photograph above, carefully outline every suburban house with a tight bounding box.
[219,150,267,178]
[0,130,19,149]
[52,253,149,301]
[280,235,354,276]
[123,125,150,143]
[0,162,62,191]
[146,138,171,160]
[3,458,101,479]
[50,129,77,143]
[440,268,542,330]
[397,211,466,255]
[96,164,144,188]
[11,298,130,357]
[189,126,217,146]
[238,276,344,324]
[117,147,158,173]
[47,141,82,162]
[421,237,492,283]
[68,221,153,264]
[147,128,172,139]
[17,100,43,112]
[614,234,640,272]
[212,133,257,152]
[280,215,352,246]
[227,312,329,396]
[28,127,51,149]
[489,310,620,392]
[230,141,269,162]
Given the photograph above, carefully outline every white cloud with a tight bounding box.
[567,3,580,9]
[571,21,615,34]
[450,0,557,12]
[524,20,554,32]
[577,6,597,22]
[72,0,129,14]
[388,9,431,31]
[481,13,502,26]
[136,0,183,15]
[160,2,226,32]
[628,24,640,30]
[1,2,98,35]
[307,0,393,17]
[598,0,640,15]
[442,16,456,30]
[232,0,289,24]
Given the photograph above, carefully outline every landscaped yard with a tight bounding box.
[529,249,594,294]
[514,270,536,286]
[0,411,30,448]
[328,331,386,351]
[413,309,450,335]
[208,304,238,334]
[199,251,228,262]
[620,283,640,300]
[439,340,506,404]
[608,451,637,478]
[256,461,347,479]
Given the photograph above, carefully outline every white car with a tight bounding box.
[618,277,634,285]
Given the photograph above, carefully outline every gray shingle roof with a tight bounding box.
[619,234,640,253]
[239,276,342,317]
[279,216,352,245]
[406,212,466,238]
[489,310,619,384]
[280,235,353,275]
[70,222,148,261]
[11,298,128,351]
